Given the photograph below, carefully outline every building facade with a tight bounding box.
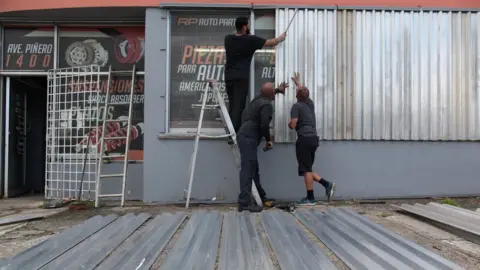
[1,0,479,203]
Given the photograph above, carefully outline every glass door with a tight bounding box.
[4,77,28,197]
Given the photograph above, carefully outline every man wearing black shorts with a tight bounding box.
[224,17,286,141]
[289,72,336,206]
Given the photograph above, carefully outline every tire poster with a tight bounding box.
[2,27,145,160]
[59,27,145,160]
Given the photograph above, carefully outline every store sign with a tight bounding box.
[58,27,145,71]
[2,28,55,70]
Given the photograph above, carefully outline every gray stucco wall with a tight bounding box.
[144,8,480,203]
[144,140,480,203]
[100,163,143,200]
[46,163,143,201]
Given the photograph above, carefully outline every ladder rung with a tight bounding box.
[104,136,128,140]
[198,134,232,139]
[100,173,124,178]
[98,194,123,198]
[191,104,219,109]
[103,155,126,159]
[104,119,126,123]
[107,102,131,106]
[110,70,135,75]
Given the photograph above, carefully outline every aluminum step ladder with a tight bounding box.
[95,65,136,207]
[184,80,263,209]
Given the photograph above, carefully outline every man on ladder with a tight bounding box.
[224,16,287,143]
[237,81,288,212]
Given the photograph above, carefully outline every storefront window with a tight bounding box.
[169,12,249,131]
[254,12,276,96]
[57,26,146,160]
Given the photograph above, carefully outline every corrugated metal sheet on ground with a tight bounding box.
[95,212,186,270]
[395,202,480,245]
[159,211,222,270]
[218,212,274,270]
[295,207,464,270]
[274,9,480,142]
[0,215,118,270]
[0,208,68,226]
[433,203,480,219]
[260,210,336,270]
[0,213,45,226]
[41,213,151,270]
[0,209,466,270]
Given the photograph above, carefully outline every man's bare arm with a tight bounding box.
[289,103,299,130]
[291,72,303,88]
[264,32,287,47]
[289,118,298,129]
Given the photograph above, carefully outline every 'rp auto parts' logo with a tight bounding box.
[114,37,145,64]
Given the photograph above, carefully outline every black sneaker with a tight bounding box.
[296,197,316,206]
[325,182,336,201]
[238,204,263,213]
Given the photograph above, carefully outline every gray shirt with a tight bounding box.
[290,98,317,137]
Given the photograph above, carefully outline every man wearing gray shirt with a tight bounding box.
[289,72,336,206]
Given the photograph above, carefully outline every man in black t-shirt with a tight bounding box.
[224,17,286,142]
[289,72,336,206]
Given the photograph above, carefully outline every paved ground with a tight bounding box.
[0,197,479,269]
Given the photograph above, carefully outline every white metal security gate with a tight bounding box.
[45,65,101,200]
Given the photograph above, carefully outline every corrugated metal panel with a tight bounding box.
[218,212,274,270]
[0,210,470,269]
[395,202,480,245]
[260,211,337,269]
[159,211,222,270]
[275,9,480,142]
[1,214,118,270]
[41,213,151,270]
[0,213,48,226]
[432,203,480,219]
[95,213,186,270]
[295,208,464,270]
[328,207,464,269]
[274,8,337,142]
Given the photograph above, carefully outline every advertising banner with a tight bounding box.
[58,27,145,71]
[55,27,145,160]
[2,28,55,70]
[170,14,242,129]
[169,13,276,129]
[52,75,145,161]
[3,27,146,160]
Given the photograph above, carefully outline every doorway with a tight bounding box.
[4,76,47,198]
